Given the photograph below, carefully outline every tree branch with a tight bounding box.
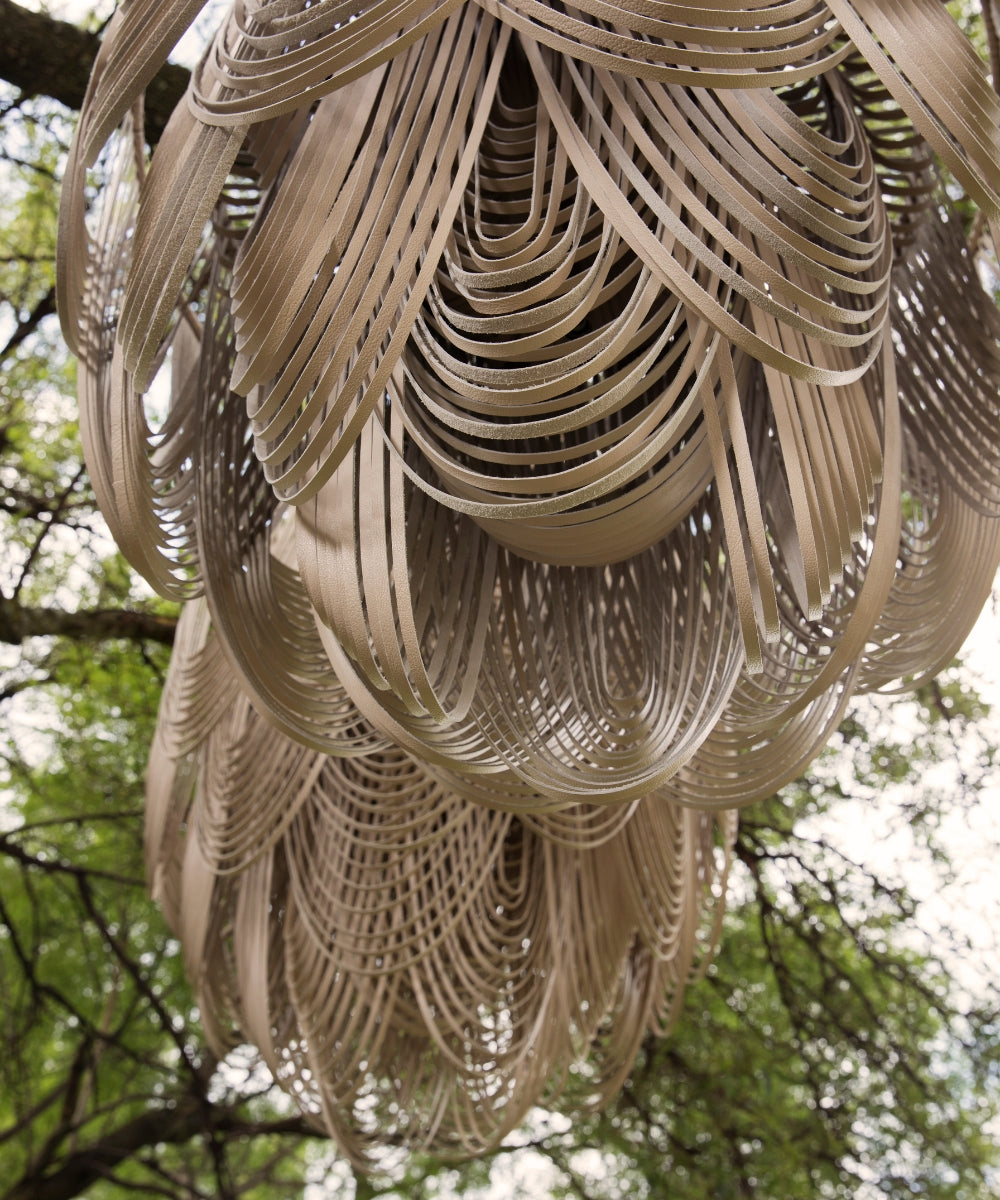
[0,0,189,139]
[2,1095,206,1200]
[2,1093,322,1200]
[0,285,56,359]
[0,597,176,646]
[12,464,88,598]
[0,833,146,888]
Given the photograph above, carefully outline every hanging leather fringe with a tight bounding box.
[59,0,1000,1164]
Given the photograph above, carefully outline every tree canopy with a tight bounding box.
[2,3,1000,1197]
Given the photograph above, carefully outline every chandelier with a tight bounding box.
[58,0,1000,1165]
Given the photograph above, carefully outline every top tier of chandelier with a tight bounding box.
[58,0,1000,1166]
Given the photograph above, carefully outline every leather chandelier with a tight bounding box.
[58,0,1000,1165]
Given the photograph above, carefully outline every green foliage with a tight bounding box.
[0,642,183,1185]
[0,624,328,1200]
[0,75,323,1199]
[0,100,61,314]
[1,101,90,622]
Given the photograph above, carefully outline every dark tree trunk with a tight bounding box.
[0,597,177,646]
[0,0,188,138]
[2,1098,205,1200]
